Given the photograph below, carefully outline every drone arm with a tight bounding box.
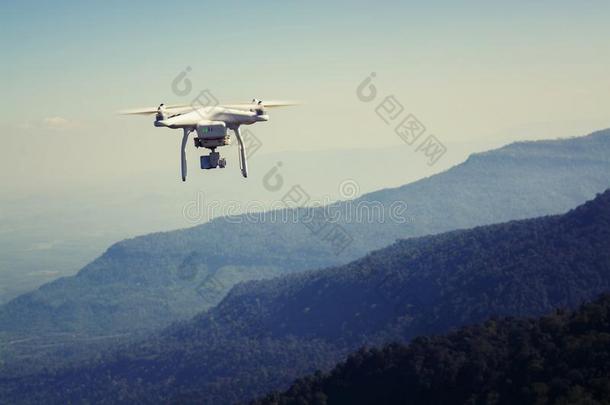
[233,127,248,178]
[181,128,191,182]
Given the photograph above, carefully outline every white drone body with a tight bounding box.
[121,100,296,181]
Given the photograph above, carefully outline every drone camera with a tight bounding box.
[201,151,225,170]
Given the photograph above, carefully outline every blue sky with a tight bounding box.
[1,0,610,190]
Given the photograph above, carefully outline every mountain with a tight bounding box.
[253,294,610,405]
[2,189,610,404]
[0,142,472,305]
[2,130,610,338]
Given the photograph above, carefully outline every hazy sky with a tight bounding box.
[2,0,610,192]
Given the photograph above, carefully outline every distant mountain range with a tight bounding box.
[253,294,610,405]
[1,130,610,339]
[0,142,468,305]
[2,187,609,404]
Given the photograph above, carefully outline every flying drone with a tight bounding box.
[121,99,297,181]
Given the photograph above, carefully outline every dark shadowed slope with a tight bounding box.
[2,189,610,404]
[1,130,610,338]
[254,294,610,405]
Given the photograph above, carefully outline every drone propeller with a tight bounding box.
[119,104,193,115]
[220,100,300,110]
[119,100,299,116]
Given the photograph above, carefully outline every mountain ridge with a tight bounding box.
[1,129,610,339]
[253,293,610,405]
[3,188,609,404]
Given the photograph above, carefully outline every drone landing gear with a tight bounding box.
[180,128,193,182]
[233,127,248,178]
[179,126,248,181]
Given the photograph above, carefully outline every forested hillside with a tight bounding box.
[2,189,609,404]
[2,130,610,338]
[254,294,610,405]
